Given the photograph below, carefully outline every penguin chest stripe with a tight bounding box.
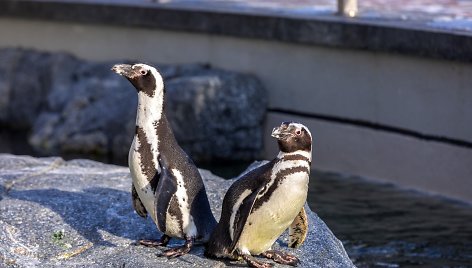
[252,163,309,212]
[260,159,310,196]
[134,127,160,182]
[279,150,312,162]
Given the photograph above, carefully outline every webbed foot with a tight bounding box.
[139,234,170,248]
[242,254,273,268]
[260,250,300,266]
[159,237,193,259]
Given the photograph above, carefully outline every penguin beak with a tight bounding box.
[271,125,289,139]
[272,122,294,139]
[112,64,137,79]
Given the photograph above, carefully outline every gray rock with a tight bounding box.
[0,154,355,267]
[29,60,139,159]
[166,71,266,161]
[0,48,267,163]
[0,48,77,129]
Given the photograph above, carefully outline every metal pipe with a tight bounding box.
[337,0,358,17]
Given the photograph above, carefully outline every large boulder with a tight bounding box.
[0,48,267,163]
[0,48,77,129]
[165,71,266,162]
[0,154,355,267]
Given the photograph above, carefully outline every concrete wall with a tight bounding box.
[265,113,472,202]
[1,18,471,201]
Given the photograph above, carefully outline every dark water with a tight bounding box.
[309,171,472,268]
[2,130,472,267]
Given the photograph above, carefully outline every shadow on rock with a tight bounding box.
[9,187,162,246]
[0,185,5,201]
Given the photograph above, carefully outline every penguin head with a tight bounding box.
[112,63,164,97]
[272,122,312,153]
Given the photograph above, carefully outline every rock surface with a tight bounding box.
[0,48,267,163]
[0,154,355,267]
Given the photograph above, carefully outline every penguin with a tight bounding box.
[205,122,312,268]
[111,63,217,258]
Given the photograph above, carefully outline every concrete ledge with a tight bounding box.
[264,112,472,203]
[1,0,472,63]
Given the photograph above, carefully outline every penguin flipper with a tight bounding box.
[132,184,148,218]
[288,206,308,248]
[228,188,262,252]
[154,156,177,232]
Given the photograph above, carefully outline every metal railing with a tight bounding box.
[338,0,358,17]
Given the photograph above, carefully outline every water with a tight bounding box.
[309,171,472,267]
[1,130,472,267]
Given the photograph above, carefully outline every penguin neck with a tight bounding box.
[136,90,164,126]
[134,90,165,158]
[277,149,312,162]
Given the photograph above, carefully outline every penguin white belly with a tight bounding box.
[237,172,309,255]
[129,141,158,223]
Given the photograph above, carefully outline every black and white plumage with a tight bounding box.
[205,122,312,268]
[112,63,216,258]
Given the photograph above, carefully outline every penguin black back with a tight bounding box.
[154,114,217,241]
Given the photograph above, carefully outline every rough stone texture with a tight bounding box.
[0,48,71,129]
[0,48,267,163]
[0,154,354,267]
[166,72,266,161]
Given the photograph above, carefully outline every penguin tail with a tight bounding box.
[204,224,237,260]
[204,240,232,260]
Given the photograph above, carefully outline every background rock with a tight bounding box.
[166,71,266,161]
[0,48,76,129]
[0,154,355,267]
[0,48,267,163]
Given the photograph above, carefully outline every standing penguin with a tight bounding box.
[205,122,312,268]
[112,63,216,258]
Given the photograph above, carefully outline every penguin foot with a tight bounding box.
[139,234,170,248]
[159,237,193,259]
[260,250,300,266]
[241,254,273,268]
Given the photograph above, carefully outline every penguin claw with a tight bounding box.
[261,250,300,266]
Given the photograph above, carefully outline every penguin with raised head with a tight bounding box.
[112,63,216,258]
[205,122,312,268]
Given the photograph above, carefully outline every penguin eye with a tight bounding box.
[295,130,302,136]
[140,70,148,75]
